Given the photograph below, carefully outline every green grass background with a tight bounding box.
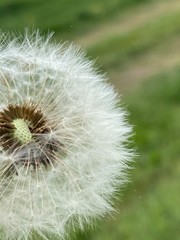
[0,0,180,239]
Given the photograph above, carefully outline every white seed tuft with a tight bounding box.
[0,31,134,240]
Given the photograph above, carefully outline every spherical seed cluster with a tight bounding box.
[0,32,133,240]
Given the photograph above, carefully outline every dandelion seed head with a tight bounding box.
[0,31,134,239]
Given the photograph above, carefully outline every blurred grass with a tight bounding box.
[0,0,180,239]
[0,0,156,40]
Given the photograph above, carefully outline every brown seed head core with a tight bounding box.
[0,103,58,173]
[0,103,49,151]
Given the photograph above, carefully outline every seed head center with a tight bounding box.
[13,119,32,144]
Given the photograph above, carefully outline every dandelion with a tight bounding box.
[0,31,133,240]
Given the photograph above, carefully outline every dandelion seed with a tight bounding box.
[0,31,133,240]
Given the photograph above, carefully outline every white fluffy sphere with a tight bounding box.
[0,32,133,239]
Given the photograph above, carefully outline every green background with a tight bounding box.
[0,0,180,239]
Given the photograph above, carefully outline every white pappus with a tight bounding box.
[0,31,133,240]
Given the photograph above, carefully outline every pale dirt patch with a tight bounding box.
[75,0,180,48]
[109,37,180,93]
[74,0,180,94]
